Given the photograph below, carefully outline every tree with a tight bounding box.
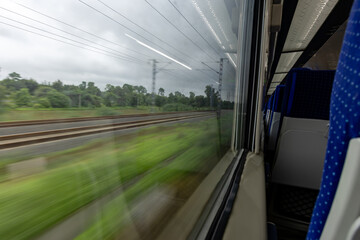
[81,93,102,107]
[47,91,71,108]
[62,85,81,107]
[205,85,216,107]
[0,85,6,102]
[36,98,51,108]
[103,92,117,107]
[174,91,188,104]
[155,95,166,107]
[168,92,175,103]
[8,72,21,80]
[13,88,32,107]
[1,71,231,111]
[87,82,101,96]
[123,84,135,106]
[0,85,6,109]
[134,85,147,95]
[79,81,87,91]
[35,86,56,97]
[158,87,165,96]
[52,80,64,92]
[195,95,206,108]
[2,73,25,92]
[189,92,195,107]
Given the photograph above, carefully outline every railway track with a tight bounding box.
[0,111,209,128]
[0,112,214,149]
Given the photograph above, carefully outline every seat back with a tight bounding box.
[271,69,335,190]
[265,94,274,129]
[267,85,285,150]
[307,0,360,237]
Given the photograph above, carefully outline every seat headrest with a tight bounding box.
[273,85,285,112]
[283,69,335,120]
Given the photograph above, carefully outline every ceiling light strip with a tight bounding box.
[125,34,192,70]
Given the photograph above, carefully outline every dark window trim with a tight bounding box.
[244,0,265,151]
[267,0,299,92]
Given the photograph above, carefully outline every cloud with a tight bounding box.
[0,0,237,98]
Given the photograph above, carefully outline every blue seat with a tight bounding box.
[271,69,335,189]
[267,85,285,150]
[307,0,360,238]
[265,94,274,129]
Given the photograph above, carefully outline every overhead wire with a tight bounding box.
[160,69,209,91]
[0,15,145,63]
[167,0,221,57]
[94,0,196,62]
[162,68,218,86]
[15,2,151,58]
[0,6,146,62]
[144,0,217,61]
[195,69,219,82]
[78,0,191,65]
[0,21,143,64]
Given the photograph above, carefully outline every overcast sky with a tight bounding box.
[0,0,237,98]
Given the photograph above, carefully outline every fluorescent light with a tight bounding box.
[226,52,237,68]
[206,0,230,42]
[270,82,280,89]
[275,52,302,73]
[283,0,338,51]
[125,34,192,70]
[191,0,223,46]
[267,89,275,95]
[271,73,287,84]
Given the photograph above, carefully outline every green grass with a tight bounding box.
[0,106,161,122]
[75,135,219,240]
[0,105,214,122]
[0,116,229,240]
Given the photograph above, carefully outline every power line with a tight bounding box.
[201,61,219,74]
[16,2,151,58]
[162,68,215,85]
[144,0,217,61]
[0,15,144,63]
[94,0,196,62]
[0,21,143,64]
[78,0,190,65]
[161,69,197,83]
[161,67,218,82]
[0,6,145,62]
[167,0,221,57]
[195,69,219,82]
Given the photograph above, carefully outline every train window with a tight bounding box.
[0,0,252,239]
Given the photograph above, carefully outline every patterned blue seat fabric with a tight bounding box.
[307,0,360,238]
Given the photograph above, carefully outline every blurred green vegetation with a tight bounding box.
[0,72,234,121]
[0,114,233,240]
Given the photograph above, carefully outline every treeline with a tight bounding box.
[0,72,234,110]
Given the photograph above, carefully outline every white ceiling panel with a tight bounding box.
[271,73,287,84]
[283,0,339,51]
[275,52,303,73]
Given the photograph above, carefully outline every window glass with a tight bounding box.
[0,0,240,239]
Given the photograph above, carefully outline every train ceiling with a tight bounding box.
[267,0,354,95]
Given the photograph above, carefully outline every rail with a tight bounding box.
[0,112,214,149]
